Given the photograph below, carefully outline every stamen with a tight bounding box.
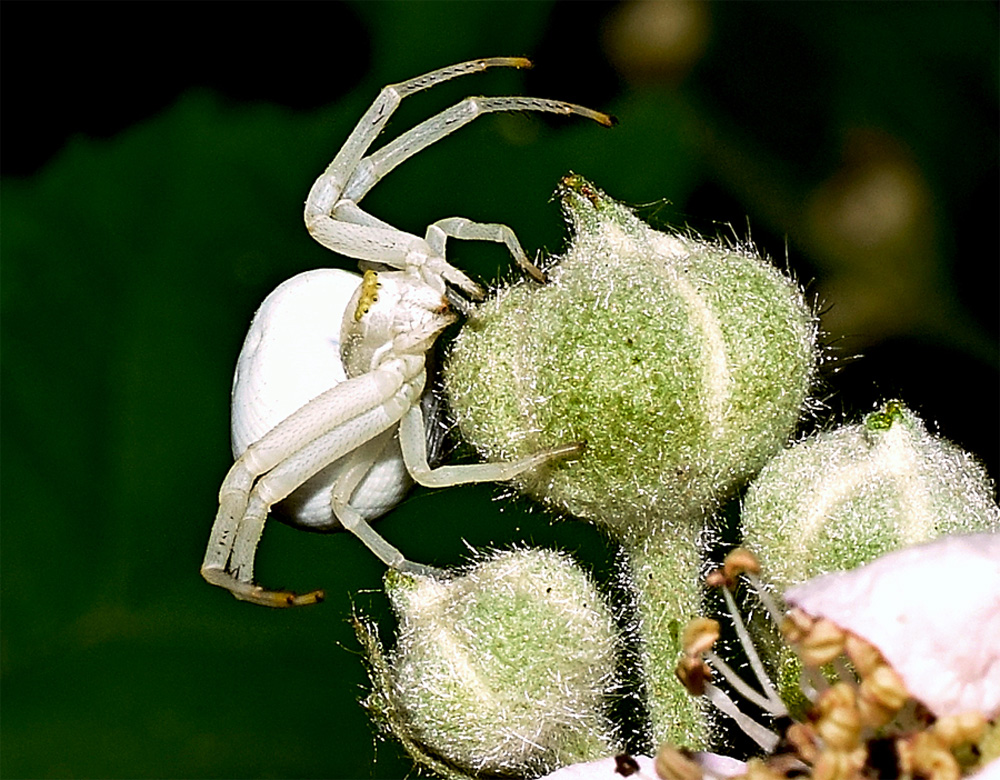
[717,583,786,712]
[705,650,787,716]
[897,730,963,780]
[814,683,862,751]
[682,617,721,656]
[723,548,761,582]
[702,683,781,753]
[744,571,784,627]
[930,712,986,748]
[785,722,820,764]
[858,663,908,728]
[843,633,882,676]
[676,655,712,696]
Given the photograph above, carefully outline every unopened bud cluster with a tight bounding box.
[445,175,817,542]
[364,175,999,778]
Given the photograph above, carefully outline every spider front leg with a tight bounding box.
[338,94,613,207]
[426,217,548,285]
[398,405,584,489]
[304,57,533,227]
[304,58,612,291]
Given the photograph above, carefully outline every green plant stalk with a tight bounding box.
[625,525,708,749]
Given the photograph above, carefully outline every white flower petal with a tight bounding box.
[785,533,1000,718]
[966,756,1000,780]
[537,754,656,780]
[536,752,747,780]
[691,751,749,777]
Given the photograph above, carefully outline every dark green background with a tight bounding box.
[3,3,996,778]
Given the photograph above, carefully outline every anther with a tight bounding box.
[676,655,712,696]
[798,618,846,668]
[931,711,986,748]
[723,548,761,581]
[682,617,720,656]
[898,731,962,780]
[858,663,908,727]
[786,722,821,764]
[843,633,883,676]
[781,608,815,645]
[654,744,702,780]
[815,684,862,751]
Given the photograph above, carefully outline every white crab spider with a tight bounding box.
[201,57,613,607]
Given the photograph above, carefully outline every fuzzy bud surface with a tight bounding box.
[382,549,621,776]
[742,401,1000,589]
[445,176,817,541]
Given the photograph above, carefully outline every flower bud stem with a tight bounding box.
[625,526,709,749]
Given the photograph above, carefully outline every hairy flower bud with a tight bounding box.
[367,549,621,777]
[741,400,1000,589]
[445,175,817,541]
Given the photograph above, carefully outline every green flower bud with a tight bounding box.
[742,400,1000,590]
[365,549,621,777]
[445,175,817,542]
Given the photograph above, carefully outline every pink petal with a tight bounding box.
[537,755,656,780]
[966,757,1000,780]
[691,751,749,777]
[537,752,746,780]
[785,533,1000,718]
